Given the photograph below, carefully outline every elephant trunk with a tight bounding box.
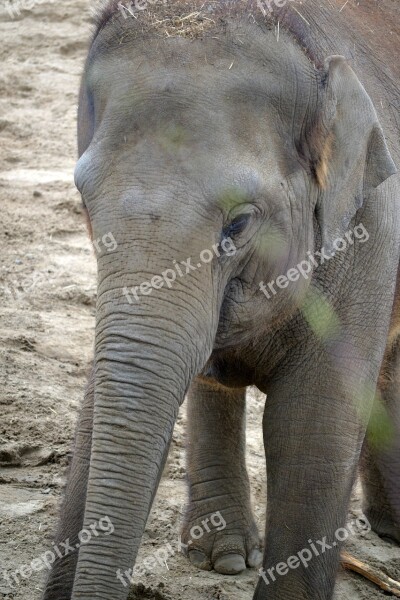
[70,269,213,599]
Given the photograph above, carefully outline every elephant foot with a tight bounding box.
[365,506,400,543]
[181,498,263,574]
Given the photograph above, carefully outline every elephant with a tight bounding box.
[42,0,400,599]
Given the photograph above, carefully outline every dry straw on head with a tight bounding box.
[93,0,270,40]
[126,6,219,39]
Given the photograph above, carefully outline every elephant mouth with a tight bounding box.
[199,351,255,388]
[214,277,267,347]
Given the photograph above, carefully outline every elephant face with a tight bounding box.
[75,25,325,357]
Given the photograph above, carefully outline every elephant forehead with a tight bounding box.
[85,71,291,177]
[88,60,284,122]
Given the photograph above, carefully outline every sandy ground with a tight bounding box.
[0,1,399,599]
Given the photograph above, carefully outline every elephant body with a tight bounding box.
[42,1,400,599]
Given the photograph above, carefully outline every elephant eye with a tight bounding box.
[223,213,251,238]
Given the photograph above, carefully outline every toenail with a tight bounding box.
[214,553,246,575]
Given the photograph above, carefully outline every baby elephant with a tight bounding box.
[42,1,400,599]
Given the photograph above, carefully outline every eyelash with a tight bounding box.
[222,214,251,238]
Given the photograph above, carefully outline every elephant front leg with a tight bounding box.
[182,377,262,575]
[254,352,372,600]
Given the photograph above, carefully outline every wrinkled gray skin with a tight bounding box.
[42,3,400,600]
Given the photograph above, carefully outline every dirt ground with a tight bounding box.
[0,0,399,599]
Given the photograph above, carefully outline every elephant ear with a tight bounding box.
[311,55,396,252]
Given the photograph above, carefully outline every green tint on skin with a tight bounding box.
[255,224,288,263]
[366,390,395,450]
[301,288,340,341]
[301,290,394,450]
[158,123,187,152]
[217,187,249,213]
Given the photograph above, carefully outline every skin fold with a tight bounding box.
[42,1,400,599]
